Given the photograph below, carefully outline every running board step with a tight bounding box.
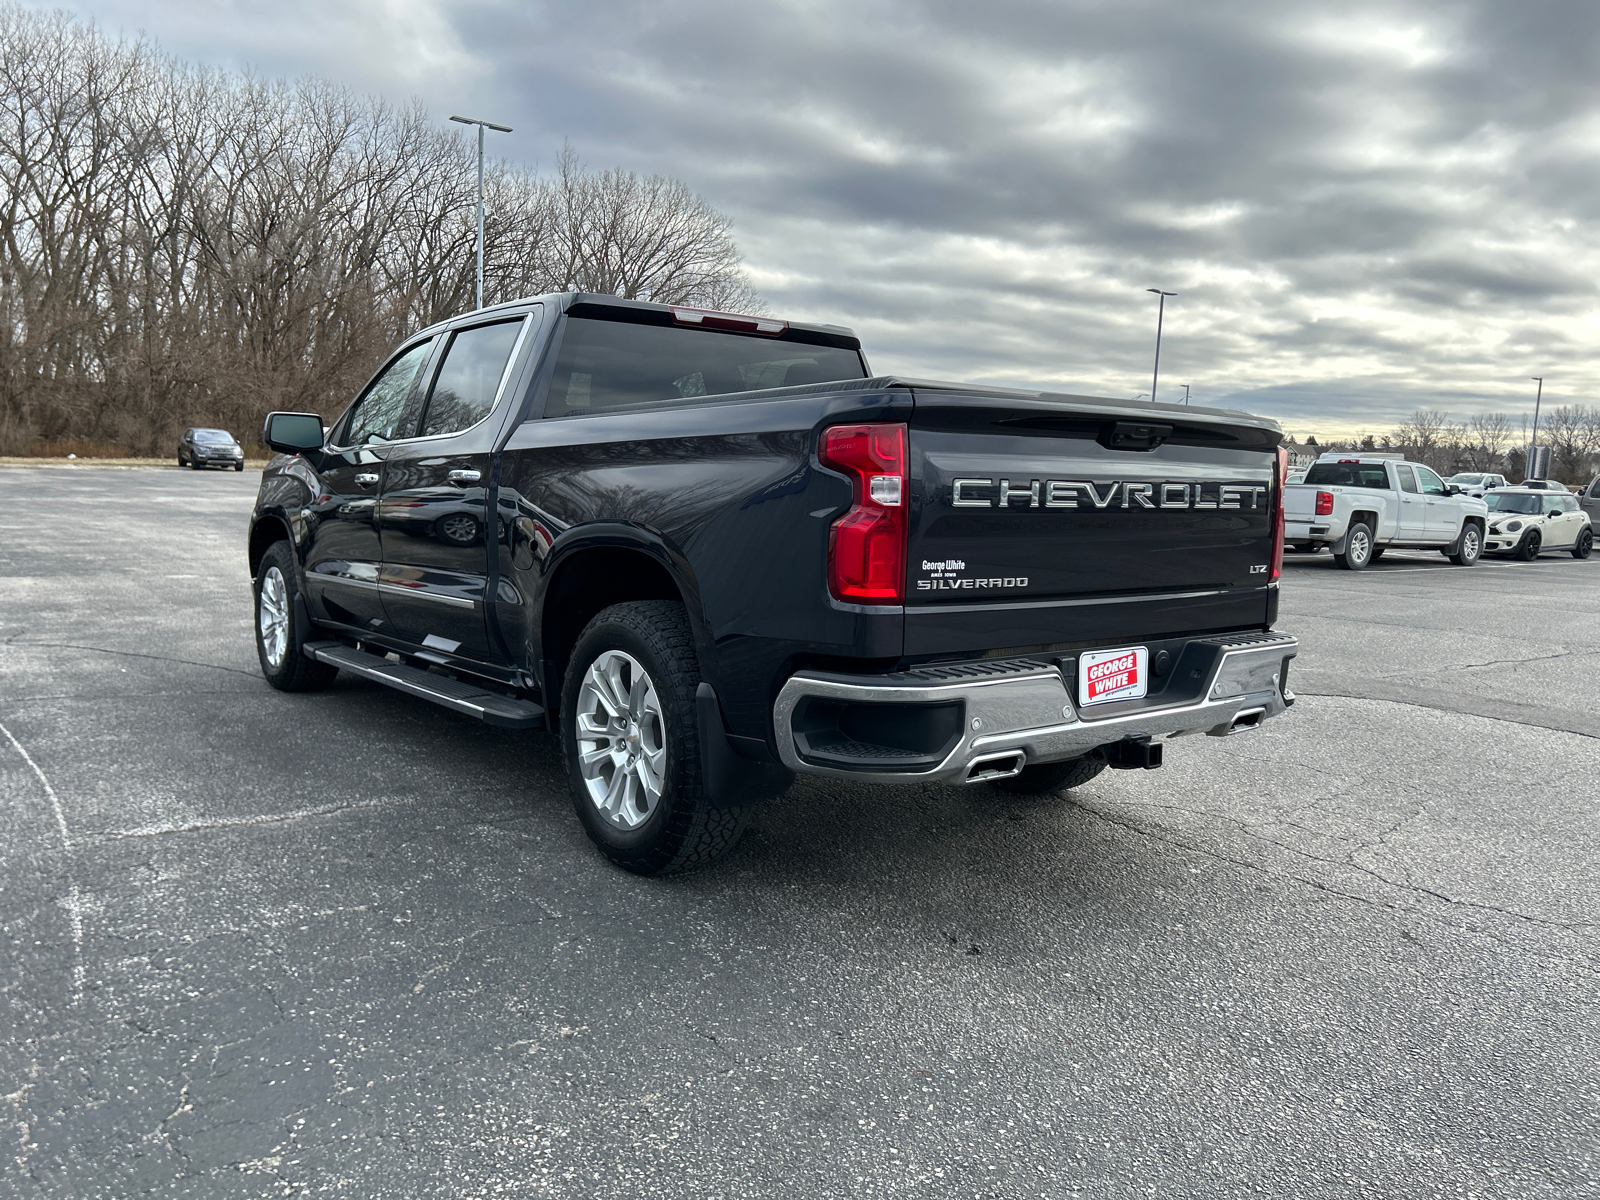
[303,641,545,729]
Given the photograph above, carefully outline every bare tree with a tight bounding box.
[0,7,761,455]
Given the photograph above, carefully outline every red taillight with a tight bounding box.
[819,423,907,603]
[1270,446,1288,583]
[1315,490,1334,516]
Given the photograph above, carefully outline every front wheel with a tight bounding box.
[990,755,1107,795]
[234,461,244,472]
[562,601,748,875]
[254,542,338,692]
[1515,528,1542,561]
[1333,522,1374,570]
[1448,523,1482,566]
[1573,528,1593,559]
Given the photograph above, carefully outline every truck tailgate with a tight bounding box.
[905,389,1281,656]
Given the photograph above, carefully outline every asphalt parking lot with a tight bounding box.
[2,467,1596,1199]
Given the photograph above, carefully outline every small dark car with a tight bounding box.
[178,428,245,470]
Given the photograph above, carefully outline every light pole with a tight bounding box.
[1180,384,1191,405]
[449,114,514,310]
[1147,289,1176,403]
[1527,376,1543,478]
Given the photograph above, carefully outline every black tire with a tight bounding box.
[1514,528,1542,561]
[234,461,244,472]
[190,456,202,470]
[990,754,1108,796]
[1333,522,1374,570]
[1448,522,1482,566]
[253,541,338,692]
[1368,547,1385,562]
[562,601,748,876]
[176,453,185,467]
[1573,528,1593,560]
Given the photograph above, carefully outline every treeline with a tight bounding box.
[0,6,758,455]
[1294,405,1600,484]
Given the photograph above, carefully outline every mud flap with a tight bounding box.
[697,682,794,806]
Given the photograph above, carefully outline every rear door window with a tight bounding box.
[543,316,868,417]
[418,319,525,438]
[1394,466,1419,493]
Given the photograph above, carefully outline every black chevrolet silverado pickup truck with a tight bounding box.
[250,293,1297,874]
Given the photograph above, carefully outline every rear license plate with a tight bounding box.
[1079,646,1148,707]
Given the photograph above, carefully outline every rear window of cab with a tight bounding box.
[544,316,867,417]
[1302,463,1390,489]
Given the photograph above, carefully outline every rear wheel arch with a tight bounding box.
[1349,508,1381,535]
[539,541,703,709]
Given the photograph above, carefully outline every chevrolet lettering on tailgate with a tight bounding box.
[951,479,1268,510]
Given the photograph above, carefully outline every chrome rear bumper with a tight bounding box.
[773,633,1297,784]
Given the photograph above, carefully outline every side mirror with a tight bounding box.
[262,411,324,454]
[1548,510,1562,519]
[1446,484,1460,495]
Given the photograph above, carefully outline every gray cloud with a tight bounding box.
[48,0,1600,433]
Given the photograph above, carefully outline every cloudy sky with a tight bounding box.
[35,0,1600,436]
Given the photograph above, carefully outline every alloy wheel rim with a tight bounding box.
[1464,528,1479,559]
[1351,529,1371,563]
[574,649,666,830]
[258,567,289,669]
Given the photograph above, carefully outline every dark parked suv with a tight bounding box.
[249,293,1297,874]
[178,427,244,470]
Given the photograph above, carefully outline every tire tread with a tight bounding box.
[564,601,749,875]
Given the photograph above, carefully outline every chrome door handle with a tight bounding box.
[354,472,379,486]
[448,469,481,485]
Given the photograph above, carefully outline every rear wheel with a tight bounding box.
[990,755,1107,795]
[1333,522,1374,570]
[1515,528,1542,561]
[1573,528,1593,559]
[254,542,338,692]
[1448,522,1482,566]
[1368,547,1386,562]
[562,601,748,875]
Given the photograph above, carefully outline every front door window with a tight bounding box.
[343,339,435,447]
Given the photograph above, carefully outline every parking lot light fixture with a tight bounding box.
[1147,289,1176,403]
[449,114,514,310]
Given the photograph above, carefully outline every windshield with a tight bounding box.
[1448,473,1485,485]
[544,317,867,417]
[1485,493,1545,514]
[1302,463,1390,489]
[195,430,233,443]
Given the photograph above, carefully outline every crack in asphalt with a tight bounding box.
[1,721,87,1002]
[1,640,259,677]
[1293,689,1600,741]
[1069,799,1599,950]
[84,800,394,844]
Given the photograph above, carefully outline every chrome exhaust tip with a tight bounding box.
[1208,706,1268,737]
[965,750,1026,784]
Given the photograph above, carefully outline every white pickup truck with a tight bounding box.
[1283,455,1489,570]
